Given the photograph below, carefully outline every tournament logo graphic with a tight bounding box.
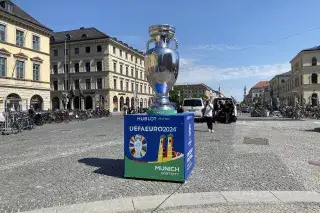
[129,134,147,158]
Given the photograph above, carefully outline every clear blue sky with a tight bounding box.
[14,0,320,101]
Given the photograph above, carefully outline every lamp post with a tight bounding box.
[63,34,71,109]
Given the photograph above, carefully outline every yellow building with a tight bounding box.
[269,46,320,106]
[0,0,52,112]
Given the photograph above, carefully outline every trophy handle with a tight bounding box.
[171,38,179,50]
[146,39,155,51]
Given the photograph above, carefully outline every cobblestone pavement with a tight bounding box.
[0,116,319,212]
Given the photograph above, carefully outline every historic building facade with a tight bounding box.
[50,27,154,112]
[0,0,52,112]
[244,81,270,105]
[174,83,223,100]
[278,46,320,106]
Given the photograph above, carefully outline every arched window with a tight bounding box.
[312,57,317,66]
[50,36,55,42]
[81,34,88,38]
[281,79,285,84]
[311,73,318,84]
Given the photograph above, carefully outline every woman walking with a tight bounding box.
[203,100,214,133]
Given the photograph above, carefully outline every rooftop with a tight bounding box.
[51,27,144,55]
[252,81,269,88]
[0,0,51,31]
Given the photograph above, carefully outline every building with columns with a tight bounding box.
[0,0,52,112]
[50,27,154,111]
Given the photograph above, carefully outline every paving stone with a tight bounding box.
[0,117,319,212]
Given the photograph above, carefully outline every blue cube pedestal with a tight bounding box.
[124,113,195,182]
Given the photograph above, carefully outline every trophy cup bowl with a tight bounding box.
[145,24,179,115]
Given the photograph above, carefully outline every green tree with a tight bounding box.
[169,87,184,104]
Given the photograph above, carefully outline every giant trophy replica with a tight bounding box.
[145,25,179,115]
[123,25,195,182]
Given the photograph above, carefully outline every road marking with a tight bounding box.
[20,191,320,213]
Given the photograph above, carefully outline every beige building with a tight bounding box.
[0,0,52,112]
[275,46,320,106]
[245,81,270,105]
[269,71,291,107]
[174,83,223,100]
[50,27,154,112]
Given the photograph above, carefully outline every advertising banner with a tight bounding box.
[124,113,195,182]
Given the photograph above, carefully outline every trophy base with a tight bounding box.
[147,109,177,115]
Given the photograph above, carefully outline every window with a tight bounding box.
[183,99,203,107]
[114,79,117,89]
[97,78,103,89]
[52,64,58,74]
[64,48,68,56]
[140,60,142,65]
[126,82,129,91]
[75,48,79,54]
[120,50,122,57]
[53,50,58,56]
[74,63,79,73]
[149,87,151,94]
[97,61,102,71]
[312,57,317,66]
[311,73,318,84]
[126,66,128,75]
[140,84,143,93]
[131,55,133,61]
[0,57,6,76]
[16,61,24,79]
[33,64,40,80]
[86,79,91,89]
[97,45,102,52]
[144,85,146,93]
[136,83,138,92]
[125,52,128,59]
[85,46,90,53]
[85,62,90,72]
[120,80,123,90]
[131,67,134,76]
[120,64,123,74]
[32,35,40,51]
[0,24,5,41]
[64,64,69,73]
[131,82,134,91]
[53,81,58,91]
[140,71,142,79]
[135,70,138,78]
[113,46,116,54]
[74,79,80,90]
[16,30,24,46]
[113,62,117,72]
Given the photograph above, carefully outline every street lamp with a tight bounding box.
[63,34,71,109]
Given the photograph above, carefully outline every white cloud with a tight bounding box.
[176,58,290,100]
[177,58,290,84]
[192,44,245,51]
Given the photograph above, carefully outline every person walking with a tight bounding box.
[203,100,214,132]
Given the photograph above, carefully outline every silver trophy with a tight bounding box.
[145,24,179,115]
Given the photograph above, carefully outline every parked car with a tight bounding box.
[182,98,205,121]
[241,107,250,113]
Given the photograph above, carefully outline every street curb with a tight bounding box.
[20,191,320,213]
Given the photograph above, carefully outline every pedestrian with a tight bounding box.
[203,100,214,132]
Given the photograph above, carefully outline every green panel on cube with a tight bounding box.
[124,156,185,182]
[147,109,177,115]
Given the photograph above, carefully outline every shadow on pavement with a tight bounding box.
[304,127,320,133]
[78,158,124,178]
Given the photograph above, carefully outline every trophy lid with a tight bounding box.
[148,24,176,40]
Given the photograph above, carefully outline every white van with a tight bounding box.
[182,98,205,120]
